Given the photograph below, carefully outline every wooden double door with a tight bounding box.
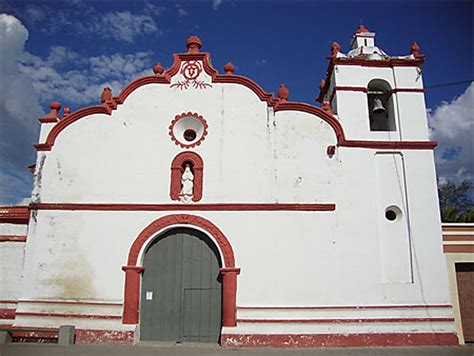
[140,228,222,343]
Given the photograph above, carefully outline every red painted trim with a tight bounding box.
[170,152,204,202]
[0,235,27,242]
[442,226,474,232]
[221,267,241,327]
[38,117,59,124]
[123,214,238,326]
[238,304,452,310]
[0,308,15,319]
[121,266,144,324]
[0,300,18,304]
[127,214,235,269]
[169,112,208,148]
[221,333,458,347]
[15,312,121,320]
[443,244,474,253]
[392,88,425,93]
[443,235,474,241]
[339,140,437,150]
[18,299,122,306]
[0,206,30,224]
[236,317,455,323]
[30,203,336,212]
[328,86,424,104]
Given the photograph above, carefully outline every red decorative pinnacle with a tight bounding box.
[101,87,112,103]
[355,24,370,34]
[224,62,235,74]
[50,101,61,111]
[410,41,422,58]
[39,101,61,123]
[62,106,71,119]
[186,35,202,53]
[319,79,326,90]
[331,42,341,57]
[153,62,164,75]
[277,84,289,102]
[322,100,334,115]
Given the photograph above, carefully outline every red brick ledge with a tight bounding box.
[220,333,458,347]
[0,235,27,242]
[0,206,29,224]
[2,326,134,344]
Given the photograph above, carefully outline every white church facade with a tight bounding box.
[0,27,460,346]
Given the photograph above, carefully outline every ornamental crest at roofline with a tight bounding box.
[171,60,212,90]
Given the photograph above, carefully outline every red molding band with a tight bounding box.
[443,245,474,253]
[0,206,30,224]
[236,317,455,323]
[238,304,452,310]
[0,308,15,319]
[17,300,122,306]
[29,203,336,212]
[0,235,27,242]
[221,333,458,347]
[15,312,121,320]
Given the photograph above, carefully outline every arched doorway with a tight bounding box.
[139,227,222,343]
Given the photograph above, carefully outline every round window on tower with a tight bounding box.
[169,112,208,148]
[385,205,402,222]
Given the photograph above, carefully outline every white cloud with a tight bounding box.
[14,3,160,43]
[429,83,474,184]
[212,0,223,10]
[176,4,189,17]
[19,47,155,107]
[0,14,43,204]
[82,11,159,43]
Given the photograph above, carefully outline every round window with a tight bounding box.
[385,206,402,222]
[169,112,208,148]
[183,129,197,142]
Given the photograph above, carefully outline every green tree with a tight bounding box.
[438,180,474,222]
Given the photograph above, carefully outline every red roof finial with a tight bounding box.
[322,100,334,115]
[331,42,341,57]
[62,106,71,119]
[355,24,370,34]
[410,41,422,58]
[277,84,289,102]
[38,101,61,123]
[101,87,112,103]
[186,35,202,53]
[153,62,164,75]
[50,101,61,111]
[224,62,235,74]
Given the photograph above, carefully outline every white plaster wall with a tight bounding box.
[0,223,27,301]
[34,83,337,204]
[0,242,26,301]
[18,59,450,334]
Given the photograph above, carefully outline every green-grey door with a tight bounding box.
[140,228,222,343]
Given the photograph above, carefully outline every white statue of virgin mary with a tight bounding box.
[179,164,194,203]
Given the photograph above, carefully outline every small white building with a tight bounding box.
[0,27,460,346]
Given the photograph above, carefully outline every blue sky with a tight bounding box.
[0,0,472,204]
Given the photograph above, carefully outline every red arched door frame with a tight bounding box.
[122,214,240,327]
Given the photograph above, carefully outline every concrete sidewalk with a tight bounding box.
[1,343,473,356]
